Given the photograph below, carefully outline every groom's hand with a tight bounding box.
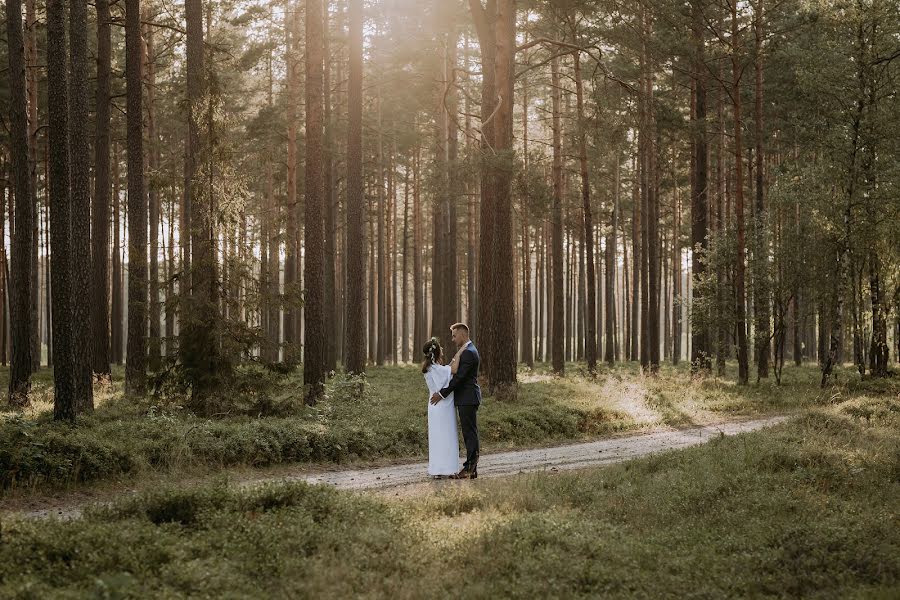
[430,392,442,405]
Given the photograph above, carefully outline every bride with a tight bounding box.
[422,338,459,477]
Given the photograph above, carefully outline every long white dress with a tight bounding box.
[425,364,459,476]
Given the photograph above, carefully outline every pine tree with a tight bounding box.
[125,0,148,396]
[5,0,35,406]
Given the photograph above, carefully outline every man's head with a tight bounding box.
[450,323,470,348]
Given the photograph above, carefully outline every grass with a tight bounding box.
[0,361,895,493]
[1,396,898,598]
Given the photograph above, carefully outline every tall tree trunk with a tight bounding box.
[112,145,123,365]
[344,0,366,374]
[491,0,517,395]
[520,78,533,368]
[646,33,660,373]
[145,15,162,373]
[125,0,147,396]
[166,190,175,353]
[376,94,387,365]
[468,0,498,389]
[70,0,93,409]
[6,0,35,405]
[47,0,76,420]
[92,0,112,379]
[465,44,478,336]
[323,2,337,373]
[732,0,750,385]
[868,254,888,376]
[672,166,682,365]
[573,52,597,373]
[605,155,619,364]
[26,0,40,373]
[283,6,300,358]
[690,0,711,373]
[630,154,640,362]
[445,29,460,346]
[389,151,398,363]
[413,146,423,355]
[0,168,6,367]
[402,165,410,362]
[304,0,325,403]
[715,51,727,376]
[752,0,770,380]
[549,51,565,375]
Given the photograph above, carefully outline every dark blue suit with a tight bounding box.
[439,342,481,472]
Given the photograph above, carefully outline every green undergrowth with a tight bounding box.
[1,398,898,598]
[0,362,895,493]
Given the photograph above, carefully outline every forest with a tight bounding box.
[0,0,899,597]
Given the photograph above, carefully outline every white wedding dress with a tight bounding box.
[424,364,459,476]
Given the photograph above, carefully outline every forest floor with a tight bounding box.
[1,413,787,519]
[1,399,897,598]
[1,362,896,519]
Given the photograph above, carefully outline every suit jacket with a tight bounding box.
[439,342,481,406]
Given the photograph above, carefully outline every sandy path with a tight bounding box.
[6,415,787,520]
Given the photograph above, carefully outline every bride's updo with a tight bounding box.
[421,337,443,374]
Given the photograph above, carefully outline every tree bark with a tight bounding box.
[47,0,76,420]
[344,0,367,374]
[112,144,123,365]
[468,0,499,388]
[520,77,533,368]
[26,0,40,373]
[145,14,161,373]
[549,50,565,375]
[605,156,619,364]
[732,0,750,385]
[672,165,682,365]
[402,165,410,362]
[753,0,770,380]
[125,0,147,396]
[573,52,597,373]
[283,6,300,358]
[690,0,711,373]
[6,0,35,405]
[413,146,423,356]
[69,0,93,409]
[323,2,337,373]
[304,0,326,403]
[92,0,112,379]
[646,39,660,374]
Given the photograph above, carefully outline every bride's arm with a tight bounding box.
[449,347,464,375]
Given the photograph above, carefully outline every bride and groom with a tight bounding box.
[423,323,481,479]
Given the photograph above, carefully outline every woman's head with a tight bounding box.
[421,337,443,373]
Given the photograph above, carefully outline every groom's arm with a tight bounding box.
[438,350,476,399]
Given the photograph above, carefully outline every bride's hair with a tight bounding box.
[421,337,443,374]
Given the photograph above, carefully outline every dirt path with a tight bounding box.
[272,415,787,491]
[4,415,787,520]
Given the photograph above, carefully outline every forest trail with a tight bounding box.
[3,415,788,520]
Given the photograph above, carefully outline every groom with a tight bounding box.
[430,323,481,479]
